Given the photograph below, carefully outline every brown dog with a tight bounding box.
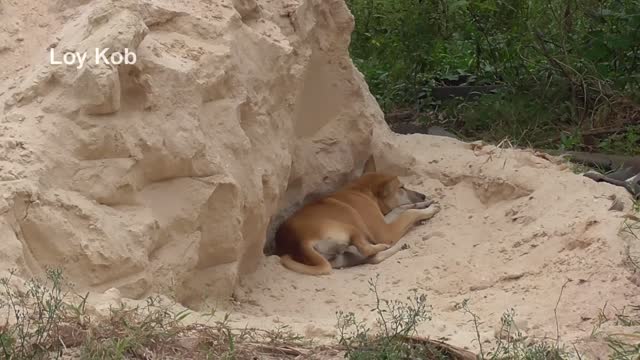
[274,158,440,275]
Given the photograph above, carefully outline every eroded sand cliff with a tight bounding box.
[0,0,638,357]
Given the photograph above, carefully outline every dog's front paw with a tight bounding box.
[397,199,434,211]
[412,199,434,209]
[425,203,441,214]
[416,204,441,223]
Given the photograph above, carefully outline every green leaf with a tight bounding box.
[448,0,468,12]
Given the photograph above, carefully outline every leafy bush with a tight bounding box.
[347,0,640,151]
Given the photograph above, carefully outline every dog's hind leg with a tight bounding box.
[366,242,409,264]
[330,248,367,268]
[330,232,389,268]
[350,232,389,257]
[333,202,437,268]
[331,240,408,268]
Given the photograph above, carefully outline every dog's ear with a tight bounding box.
[363,155,377,174]
[373,176,398,198]
[381,177,400,196]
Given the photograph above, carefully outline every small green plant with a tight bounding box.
[601,220,640,359]
[0,268,70,360]
[491,310,565,360]
[621,219,640,271]
[336,275,444,359]
[613,305,640,327]
[80,296,192,359]
[591,302,610,338]
[559,131,582,151]
[604,307,640,360]
[607,336,640,360]
[458,300,568,360]
[568,162,593,175]
[598,126,640,155]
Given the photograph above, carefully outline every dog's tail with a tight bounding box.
[279,244,332,275]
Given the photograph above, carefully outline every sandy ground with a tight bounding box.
[2,0,639,357]
[229,135,640,356]
[0,0,61,82]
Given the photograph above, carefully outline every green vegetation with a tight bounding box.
[0,269,308,359]
[336,276,442,359]
[1,269,639,359]
[346,0,640,153]
[459,302,566,360]
[336,275,576,360]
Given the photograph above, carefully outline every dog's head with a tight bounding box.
[358,156,428,214]
[371,175,427,214]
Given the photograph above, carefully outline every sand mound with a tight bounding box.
[0,0,392,308]
[235,136,640,355]
[1,0,638,356]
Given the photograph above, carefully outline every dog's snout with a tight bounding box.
[407,188,427,203]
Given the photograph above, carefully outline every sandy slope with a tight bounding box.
[1,0,639,357]
[232,134,640,356]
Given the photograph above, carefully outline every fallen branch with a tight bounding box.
[399,335,478,360]
[247,343,309,356]
[385,110,417,123]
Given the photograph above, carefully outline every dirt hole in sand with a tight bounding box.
[466,177,532,207]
